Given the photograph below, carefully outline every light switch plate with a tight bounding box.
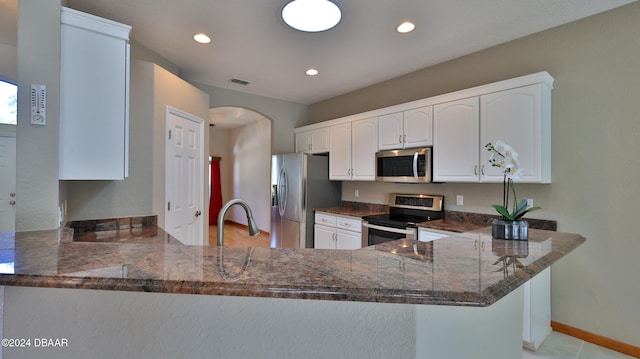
[456,195,463,206]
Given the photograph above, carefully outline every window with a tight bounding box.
[0,80,17,125]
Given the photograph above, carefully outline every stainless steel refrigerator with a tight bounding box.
[271,153,341,248]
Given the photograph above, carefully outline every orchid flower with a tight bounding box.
[485,141,540,221]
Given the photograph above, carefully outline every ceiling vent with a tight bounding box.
[229,78,250,86]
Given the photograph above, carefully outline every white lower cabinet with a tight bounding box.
[314,212,362,249]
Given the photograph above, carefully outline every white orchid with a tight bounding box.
[485,141,540,221]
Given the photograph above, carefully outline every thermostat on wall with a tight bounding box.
[30,83,46,126]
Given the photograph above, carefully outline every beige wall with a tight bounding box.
[192,81,307,155]
[15,0,62,231]
[309,3,640,346]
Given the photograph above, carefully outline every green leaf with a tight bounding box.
[492,205,515,221]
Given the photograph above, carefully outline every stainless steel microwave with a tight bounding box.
[375,147,432,183]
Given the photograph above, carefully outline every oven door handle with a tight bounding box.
[362,222,414,235]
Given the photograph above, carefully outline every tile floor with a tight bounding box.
[523,331,634,359]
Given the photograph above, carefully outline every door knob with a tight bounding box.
[9,200,16,205]
[195,210,202,217]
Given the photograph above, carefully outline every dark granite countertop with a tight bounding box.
[0,226,584,307]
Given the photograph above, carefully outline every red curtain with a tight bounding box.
[209,157,223,224]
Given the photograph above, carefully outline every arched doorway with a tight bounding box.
[208,106,271,245]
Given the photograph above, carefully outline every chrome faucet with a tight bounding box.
[217,198,260,246]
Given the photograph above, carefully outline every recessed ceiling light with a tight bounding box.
[306,68,319,76]
[193,33,211,44]
[282,0,342,32]
[396,21,415,34]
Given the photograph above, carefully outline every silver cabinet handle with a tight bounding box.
[481,165,485,175]
[403,134,406,143]
[10,192,16,197]
[10,200,16,205]
[398,135,402,143]
[474,165,478,175]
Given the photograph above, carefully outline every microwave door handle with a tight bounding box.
[413,151,419,180]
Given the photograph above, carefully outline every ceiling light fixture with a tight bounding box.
[282,0,342,32]
[396,21,415,34]
[306,68,319,76]
[193,33,211,44]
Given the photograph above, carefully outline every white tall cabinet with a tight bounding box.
[329,117,377,181]
[59,7,131,180]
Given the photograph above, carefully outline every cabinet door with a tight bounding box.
[314,224,335,249]
[351,117,377,181]
[378,112,404,150]
[59,9,130,180]
[404,106,433,148]
[481,84,549,183]
[329,123,352,180]
[311,128,330,153]
[433,97,480,182]
[336,229,361,250]
[295,131,312,153]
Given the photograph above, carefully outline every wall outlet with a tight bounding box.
[526,198,534,208]
[355,189,359,198]
[456,195,464,206]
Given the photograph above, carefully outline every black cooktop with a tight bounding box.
[363,209,444,228]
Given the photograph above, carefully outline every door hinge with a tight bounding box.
[168,130,172,140]
[167,201,171,211]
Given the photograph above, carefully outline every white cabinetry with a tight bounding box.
[314,212,362,250]
[433,97,480,182]
[295,128,329,154]
[481,84,551,183]
[433,83,551,183]
[329,117,377,181]
[59,7,131,180]
[378,106,433,150]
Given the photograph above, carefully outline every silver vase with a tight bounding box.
[491,219,528,240]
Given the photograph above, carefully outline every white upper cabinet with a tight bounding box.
[329,117,377,181]
[378,106,432,150]
[59,7,131,180]
[297,72,554,184]
[351,117,377,181]
[480,84,551,183]
[295,127,329,154]
[433,98,480,182]
[434,83,552,183]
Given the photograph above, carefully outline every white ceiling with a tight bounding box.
[1,0,635,127]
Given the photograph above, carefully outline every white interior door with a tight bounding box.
[0,136,16,232]
[165,107,204,245]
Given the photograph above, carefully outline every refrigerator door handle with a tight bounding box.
[278,166,287,216]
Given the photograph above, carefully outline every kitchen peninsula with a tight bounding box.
[0,227,584,359]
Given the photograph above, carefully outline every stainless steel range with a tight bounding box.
[361,193,444,246]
